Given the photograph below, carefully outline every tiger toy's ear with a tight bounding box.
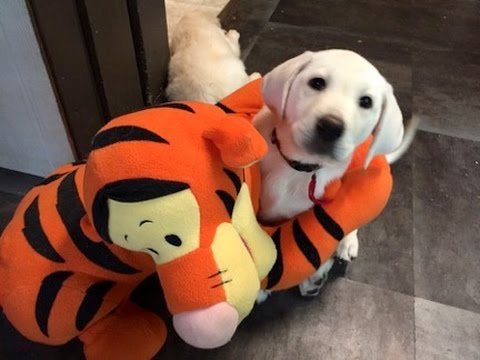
[203,115,268,168]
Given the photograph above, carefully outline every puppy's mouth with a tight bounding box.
[306,141,353,162]
[301,129,353,163]
[304,137,336,158]
[299,134,351,164]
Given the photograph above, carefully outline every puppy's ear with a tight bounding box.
[365,83,404,168]
[262,51,313,119]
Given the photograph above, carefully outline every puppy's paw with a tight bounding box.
[336,241,358,261]
[226,29,240,42]
[256,289,271,304]
[249,72,262,80]
[298,259,334,297]
[298,275,327,297]
[336,231,359,261]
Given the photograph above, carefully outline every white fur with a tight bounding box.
[253,50,417,300]
[297,230,358,297]
[166,13,259,104]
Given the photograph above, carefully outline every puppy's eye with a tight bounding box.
[359,96,373,109]
[165,234,182,247]
[308,77,327,91]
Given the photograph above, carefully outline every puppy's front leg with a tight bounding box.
[298,230,359,297]
[298,258,336,297]
[249,72,262,80]
[225,29,241,57]
[336,229,359,261]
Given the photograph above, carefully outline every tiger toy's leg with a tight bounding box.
[80,300,167,360]
[1,271,166,359]
[1,271,122,346]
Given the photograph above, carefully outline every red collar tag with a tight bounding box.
[308,174,330,206]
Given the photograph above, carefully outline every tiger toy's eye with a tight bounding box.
[107,188,199,265]
[165,234,182,247]
[308,77,327,91]
[359,96,373,109]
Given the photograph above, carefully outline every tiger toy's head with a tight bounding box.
[82,102,276,348]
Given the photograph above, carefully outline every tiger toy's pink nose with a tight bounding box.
[172,302,239,348]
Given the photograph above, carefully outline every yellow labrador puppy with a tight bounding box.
[253,50,418,298]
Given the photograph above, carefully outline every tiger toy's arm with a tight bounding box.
[262,154,392,291]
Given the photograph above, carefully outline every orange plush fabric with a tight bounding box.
[0,78,394,358]
[220,78,393,291]
[0,102,275,358]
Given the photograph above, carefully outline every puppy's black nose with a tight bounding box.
[316,116,344,142]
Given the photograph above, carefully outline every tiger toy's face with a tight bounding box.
[82,102,276,348]
[107,187,200,265]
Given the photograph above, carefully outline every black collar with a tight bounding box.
[271,129,321,173]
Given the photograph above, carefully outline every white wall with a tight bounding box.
[0,0,74,177]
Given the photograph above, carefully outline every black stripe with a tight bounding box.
[36,173,66,187]
[75,280,115,331]
[152,102,195,113]
[35,271,74,337]
[223,168,241,194]
[99,179,189,203]
[313,205,344,241]
[215,102,235,114]
[92,179,190,243]
[56,171,140,274]
[91,126,169,151]
[216,190,235,217]
[23,196,65,263]
[267,228,283,289]
[292,219,321,269]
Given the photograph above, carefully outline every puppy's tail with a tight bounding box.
[386,115,420,164]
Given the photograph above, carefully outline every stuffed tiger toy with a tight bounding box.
[0,101,279,359]
[0,79,393,359]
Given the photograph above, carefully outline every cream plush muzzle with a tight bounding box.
[173,183,276,348]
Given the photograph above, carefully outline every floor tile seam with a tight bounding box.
[0,184,38,196]
[412,150,418,359]
[338,277,415,301]
[261,20,480,57]
[219,0,281,21]
[241,34,260,61]
[413,297,417,359]
[413,294,480,317]
[410,40,480,56]
[411,129,480,321]
[415,126,480,144]
[219,0,282,60]
[0,189,25,197]
[263,20,414,49]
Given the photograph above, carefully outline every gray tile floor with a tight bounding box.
[1,0,479,359]
[218,0,480,358]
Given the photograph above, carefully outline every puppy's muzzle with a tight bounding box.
[316,116,344,142]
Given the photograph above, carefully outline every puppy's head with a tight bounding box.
[262,49,404,167]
